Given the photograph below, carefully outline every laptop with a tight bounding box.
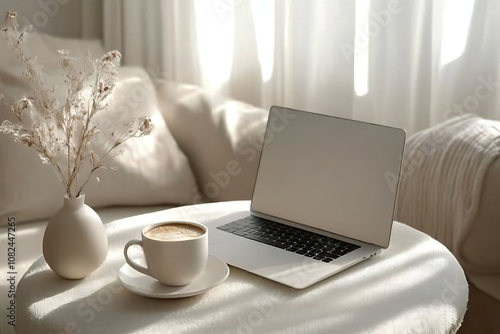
[208,106,406,289]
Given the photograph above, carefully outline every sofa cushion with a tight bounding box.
[0,32,105,83]
[0,33,199,224]
[157,82,268,202]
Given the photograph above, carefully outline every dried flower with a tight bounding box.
[1,11,17,32]
[0,12,154,198]
[139,116,153,135]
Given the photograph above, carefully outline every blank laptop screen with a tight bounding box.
[250,107,406,248]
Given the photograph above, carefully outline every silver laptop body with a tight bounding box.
[209,106,406,289]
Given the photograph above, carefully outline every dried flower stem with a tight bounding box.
[0,12,154,198]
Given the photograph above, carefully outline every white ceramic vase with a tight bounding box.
[43,195,108,279]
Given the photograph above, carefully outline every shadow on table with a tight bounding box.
[16,219,467,334]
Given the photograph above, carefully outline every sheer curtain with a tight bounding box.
[102,0,500,134]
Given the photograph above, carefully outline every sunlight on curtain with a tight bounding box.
[354,0,370,97]
[251,0,275,82]
[100,0,500,134]
[439,0,474,67]
[193,0,234,94]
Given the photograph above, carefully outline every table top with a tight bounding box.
[17,201,468,334]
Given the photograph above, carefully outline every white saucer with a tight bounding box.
[118,255,230,298]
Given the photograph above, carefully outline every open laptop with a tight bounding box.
[208,106,406,289]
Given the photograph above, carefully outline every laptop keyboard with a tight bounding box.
[217,216,360,263]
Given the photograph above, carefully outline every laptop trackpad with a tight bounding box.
[210,236,337,289]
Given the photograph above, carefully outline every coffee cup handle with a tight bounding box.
[124,239,151,277]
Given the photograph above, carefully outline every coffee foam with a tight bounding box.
[145,223,204,241]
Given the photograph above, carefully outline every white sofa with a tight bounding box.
[0,33,498,333]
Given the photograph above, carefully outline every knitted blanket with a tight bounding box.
[395,114,500,300]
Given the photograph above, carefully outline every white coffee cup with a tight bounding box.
[124,221,208,286]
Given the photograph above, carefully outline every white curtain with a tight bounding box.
[102,0,500,135]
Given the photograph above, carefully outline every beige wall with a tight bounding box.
[0,0,102,39]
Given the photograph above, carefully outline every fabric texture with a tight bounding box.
[395,114,500,301]
[0,33,200,224]
[157,81,268,202]
[14,202,468,334]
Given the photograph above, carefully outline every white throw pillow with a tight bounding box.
[157,82,268,202]
[0,31,105,76]
[0,34,199,223]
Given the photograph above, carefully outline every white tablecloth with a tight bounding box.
[16,201,468,333]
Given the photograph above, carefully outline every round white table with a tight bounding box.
[17,201,468,333]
